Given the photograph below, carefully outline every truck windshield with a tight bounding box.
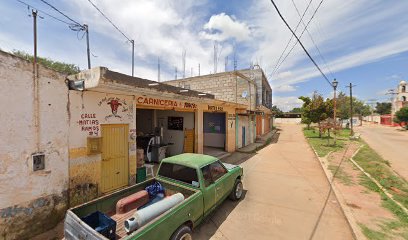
[158,162,199,187]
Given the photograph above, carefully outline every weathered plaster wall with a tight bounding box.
[0,51,69,239]
[68,91,136,206]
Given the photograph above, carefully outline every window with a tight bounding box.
[201,165,212,187]
[158,163,198,186]
[402,86,406,93]
[402,96,407,102]
[209,161,227,181]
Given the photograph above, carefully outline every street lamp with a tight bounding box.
[332,79,338,145]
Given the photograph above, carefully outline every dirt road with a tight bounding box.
[194,124,354,240]
[356,124,408,181]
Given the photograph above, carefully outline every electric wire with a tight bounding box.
[39,0,82,26]
[291,0,334,79]
[86,0,132,42]
[15,0,74,26]
[271,0,313,76]
[273,0,327,82]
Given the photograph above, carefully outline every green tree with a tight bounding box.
[271,105,283,115]
[299,92,331,137]
[12,50,80,75]
[336,91,371,120]
[289,107,302,113]
[375,102,392,115]
[394,107,408,129]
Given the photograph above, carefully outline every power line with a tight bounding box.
[270,0,331,86]
[271,0,313,76]
[86,0,132,42]
[291,0,334,79]
[39,0,82,26]
[274,0,325,75]
[15,0,73,26]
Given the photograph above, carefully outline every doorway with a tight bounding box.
[101,124,129,193]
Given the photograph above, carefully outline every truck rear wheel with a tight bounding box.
[229,179,243,201]
[171,225,193,240]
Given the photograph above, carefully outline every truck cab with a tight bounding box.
[64,153,243,240]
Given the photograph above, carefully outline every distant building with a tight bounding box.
[164,66,273,148]
[393,80,408,113]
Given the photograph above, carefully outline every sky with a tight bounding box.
[1,0,407,111]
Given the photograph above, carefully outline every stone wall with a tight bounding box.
[0,51,69,239]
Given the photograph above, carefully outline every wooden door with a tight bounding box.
[256,115,262,136]
[184,129,195,153]
[101,124,129,193]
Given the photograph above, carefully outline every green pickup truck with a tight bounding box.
[64,153,244,240]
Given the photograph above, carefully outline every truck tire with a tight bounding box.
[171,225,193,240]
[229,179,243,201]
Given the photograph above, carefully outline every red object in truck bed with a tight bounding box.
[116,190,149,214]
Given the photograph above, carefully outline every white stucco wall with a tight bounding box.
[155,110,195,155]
[0,52,69,208]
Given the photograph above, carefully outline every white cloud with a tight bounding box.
[274,84,297,93]
[246,0,408,88]
[201,13,251,42]
[273,96,303,111]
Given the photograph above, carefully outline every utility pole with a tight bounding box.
[346,83,356,136]
[32,9,40,152]
[131,40,134,76]
[332,79,339,145]
[198,63,200,76]
[175,66,177,80]
[386,89,398,126]
[32,10,38,75]
[84,24,91,69]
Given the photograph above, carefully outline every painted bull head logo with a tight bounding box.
[107,99,122,116]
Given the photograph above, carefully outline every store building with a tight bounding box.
[0,48,253,238]
[66,67,245,205]
[164,66,273,148]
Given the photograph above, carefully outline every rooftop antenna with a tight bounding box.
[175,66,178,80]
[157,57,160,82]
[182,49,186,79]
[225,56,228,72]
[213,41,218,74]
[233,52,237,71]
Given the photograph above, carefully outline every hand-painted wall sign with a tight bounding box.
[137,96,197,109]
[208,105,223,112]
[77,113,99,136]
[98,97,132,120]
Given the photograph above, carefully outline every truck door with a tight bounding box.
[209,161,228,204]
[201,165,216,216]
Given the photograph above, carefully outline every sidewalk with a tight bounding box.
[236,129,278,153]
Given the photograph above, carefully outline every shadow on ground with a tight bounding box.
[193,190,248,240]
[222,129,281,166]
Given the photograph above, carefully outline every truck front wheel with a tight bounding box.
[171,225,193,240]
[229,179,243,201]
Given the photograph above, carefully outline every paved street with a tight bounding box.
[356,124,408,181]
[194,124,354,240]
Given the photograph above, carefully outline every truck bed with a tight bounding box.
[65,178,198,240]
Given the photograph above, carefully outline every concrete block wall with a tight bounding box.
[0,51,69,239]
[165,73,257,110]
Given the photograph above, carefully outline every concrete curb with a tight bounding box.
[309,145,366,240]
[349,148,408,215]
